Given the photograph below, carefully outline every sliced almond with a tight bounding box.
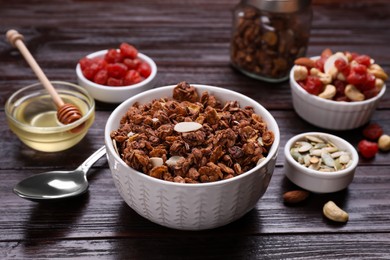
[174,122,202,133]
[112,139,119,155]
[150,157,164,167]
[165,156,183,166]
[256,157,266,166]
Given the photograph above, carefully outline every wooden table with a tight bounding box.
[1,0,389,258]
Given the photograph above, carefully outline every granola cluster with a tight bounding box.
[110,82,274,183]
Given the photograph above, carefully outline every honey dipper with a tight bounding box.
[6,29,83,125]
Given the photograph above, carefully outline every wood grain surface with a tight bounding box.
[0,0,389,258]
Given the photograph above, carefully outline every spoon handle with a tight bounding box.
[77,146,106,174]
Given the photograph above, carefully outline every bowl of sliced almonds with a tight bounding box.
[289,49,387,130]
[284,132,359,193]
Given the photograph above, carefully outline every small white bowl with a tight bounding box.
[284,132,359,193]
[76,49,157,103]
[289,61,386,130]
[105,84,280,230]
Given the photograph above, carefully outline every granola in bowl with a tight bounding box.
[110,81,275,183]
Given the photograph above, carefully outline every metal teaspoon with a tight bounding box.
[13,146,106,201]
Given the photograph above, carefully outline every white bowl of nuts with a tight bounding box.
[105,82,280,230]
[284,132,359,193]
[290,49,387,130]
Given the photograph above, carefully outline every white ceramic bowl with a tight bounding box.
[105,84,280,230]
[289,61,386,130]
[284,132,359,193]
[76,49,157,103]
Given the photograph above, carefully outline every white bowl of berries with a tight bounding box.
[290,49,387,130]
[76,43,157,103]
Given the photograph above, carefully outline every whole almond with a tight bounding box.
[283,190,310,204]
[294,57,316,68]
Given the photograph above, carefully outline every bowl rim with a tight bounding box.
[289,56,386,107]
[105,84,280,187]
[284,132,359,178]
[5,80,95,132]
[76,49,157,91]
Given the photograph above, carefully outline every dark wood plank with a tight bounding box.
[2,234,390,259]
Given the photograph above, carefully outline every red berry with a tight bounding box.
[123,58,141,70]
[347,71,367,86]
[314,57,326,72]
[93,69,108,85]
[354,55,371,67]
[351,64,367,74]
[92,57,107,70]
[79,57,93,70]
[124,70,143,85]
[105,49,123,63]
[360,73,376,91]
[302,76,324,95]
[362,123,383,141]
[120,43,138,59]
[358,140,378,159]
[334,79,346,98]
[82,62,100,80]
[362,88,380,100]
[334,58,350,76]
[106,63,128,78]
[138,62,151,78]
[107,77,123,86]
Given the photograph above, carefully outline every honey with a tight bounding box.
[5,81,95,152]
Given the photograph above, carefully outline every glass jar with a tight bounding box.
[230,0,312,82]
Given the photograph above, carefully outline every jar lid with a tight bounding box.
[244,0,311,13]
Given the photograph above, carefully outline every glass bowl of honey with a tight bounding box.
[5,81,95,152]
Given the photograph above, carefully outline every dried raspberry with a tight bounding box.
[354,55,371,67]
[362,123,383,141]
[334,58,350,76]
[107,63,128,79]
[123,70,143,85]
[120,43,138,59]
[123,58,141,70]
[105,49,123,63]
[93,69,108,85]
[358,140,378,159]
[107,77,123,86]
[302,76,324,95]
[138,62,152,78]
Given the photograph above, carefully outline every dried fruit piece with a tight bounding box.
[323,201,349,223]
[283,190,310,204]
[294,49,385,102]
[358,140,378,158]
[80,42,151,87]
[362,123,383,141]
